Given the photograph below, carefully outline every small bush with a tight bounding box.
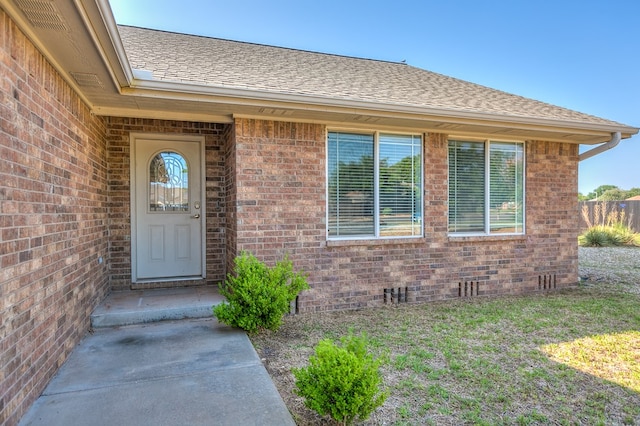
[580,202,639,247]
[293,333,388,425]
[213,252,308,333]
[579,227,615,247]
[610,222,640,246]
[579,224,640,247]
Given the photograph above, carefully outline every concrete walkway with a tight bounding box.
[19,288,296,426]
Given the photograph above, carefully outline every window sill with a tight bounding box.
[326,237,426,248]
[448,234,527,243]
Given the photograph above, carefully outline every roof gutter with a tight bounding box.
[579,132,621,161]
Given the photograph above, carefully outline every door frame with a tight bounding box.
[129,133,206,283]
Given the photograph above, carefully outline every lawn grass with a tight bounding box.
[251,252,640,425]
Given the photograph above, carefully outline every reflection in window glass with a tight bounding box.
[149,152,189,212]
[490,143,524,233]
[379,134,422,237]
[327,133,375,237]
[448,140,524,235]
[327,131,423,239]
[448,141,485,233]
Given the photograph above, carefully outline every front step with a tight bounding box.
[91,287,224,328]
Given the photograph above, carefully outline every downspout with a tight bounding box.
[579,132,621,161]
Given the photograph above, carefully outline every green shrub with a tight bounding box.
[579,224,640,247]
[292,333,388,425]
[213,252,308,333]
[579,226,615,247]
[610,222,639,246]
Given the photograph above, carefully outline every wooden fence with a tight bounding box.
[578,200,640,233]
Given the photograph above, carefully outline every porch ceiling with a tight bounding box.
[1,0,637,145]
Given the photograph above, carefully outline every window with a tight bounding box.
[328,131,422,239]
[448,140,524,235]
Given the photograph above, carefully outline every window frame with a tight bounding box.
[326,129,424,241]
[447,138,526,237]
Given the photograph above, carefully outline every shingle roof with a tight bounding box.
[118,25,624,128]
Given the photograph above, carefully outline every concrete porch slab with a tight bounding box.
[91,286,225,328]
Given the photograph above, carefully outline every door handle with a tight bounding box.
[191,214,200,219]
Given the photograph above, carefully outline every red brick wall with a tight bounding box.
[232,119,579,312]
[526,141,580,285]
[105,118,230,289]
[0,11,109,425]
[232,119,326,270]
[223,123,238,272]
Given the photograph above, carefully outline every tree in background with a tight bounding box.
[582,184,619,200]
[579,185,640,201]
[598,188,628,201]
[627,188,640,199]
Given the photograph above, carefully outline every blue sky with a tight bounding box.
[108,0,639,195]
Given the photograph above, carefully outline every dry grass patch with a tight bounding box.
[251,249,640,425]
[542,331,640,393]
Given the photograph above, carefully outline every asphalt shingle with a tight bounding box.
[118,25,624,127]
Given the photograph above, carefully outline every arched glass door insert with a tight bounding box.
[149,151,189,212]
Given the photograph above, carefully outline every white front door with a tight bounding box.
[131,134,205,281]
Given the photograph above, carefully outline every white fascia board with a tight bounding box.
[123,79,639,140]
[88,0,135,86]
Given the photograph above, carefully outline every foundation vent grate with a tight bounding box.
[384,287,408,304]
[289,295,300,315]
[539,274,557,290]
[459,281,479,297]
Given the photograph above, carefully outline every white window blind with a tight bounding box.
[489,142,524,233]
[328,131,422,239]
[328,132,374,237]
[379,134,422,237]
[448,140,485,233]
[449,140,525,235]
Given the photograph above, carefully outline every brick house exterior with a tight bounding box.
[0,1,638,424]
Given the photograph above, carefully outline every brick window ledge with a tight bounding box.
[448,234,528,243]
[326,237,427,248]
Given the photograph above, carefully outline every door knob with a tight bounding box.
[191,214,200,219]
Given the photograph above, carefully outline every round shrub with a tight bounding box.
[213,252,308,333]
[293,333,388,425]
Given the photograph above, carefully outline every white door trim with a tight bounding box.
[130,133,206,282]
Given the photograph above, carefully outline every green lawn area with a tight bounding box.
[251,248,640,425]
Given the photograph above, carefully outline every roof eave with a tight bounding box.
[116,78,639,143]
[10,0,636,145]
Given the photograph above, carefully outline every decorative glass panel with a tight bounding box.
[149,151,189,212]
